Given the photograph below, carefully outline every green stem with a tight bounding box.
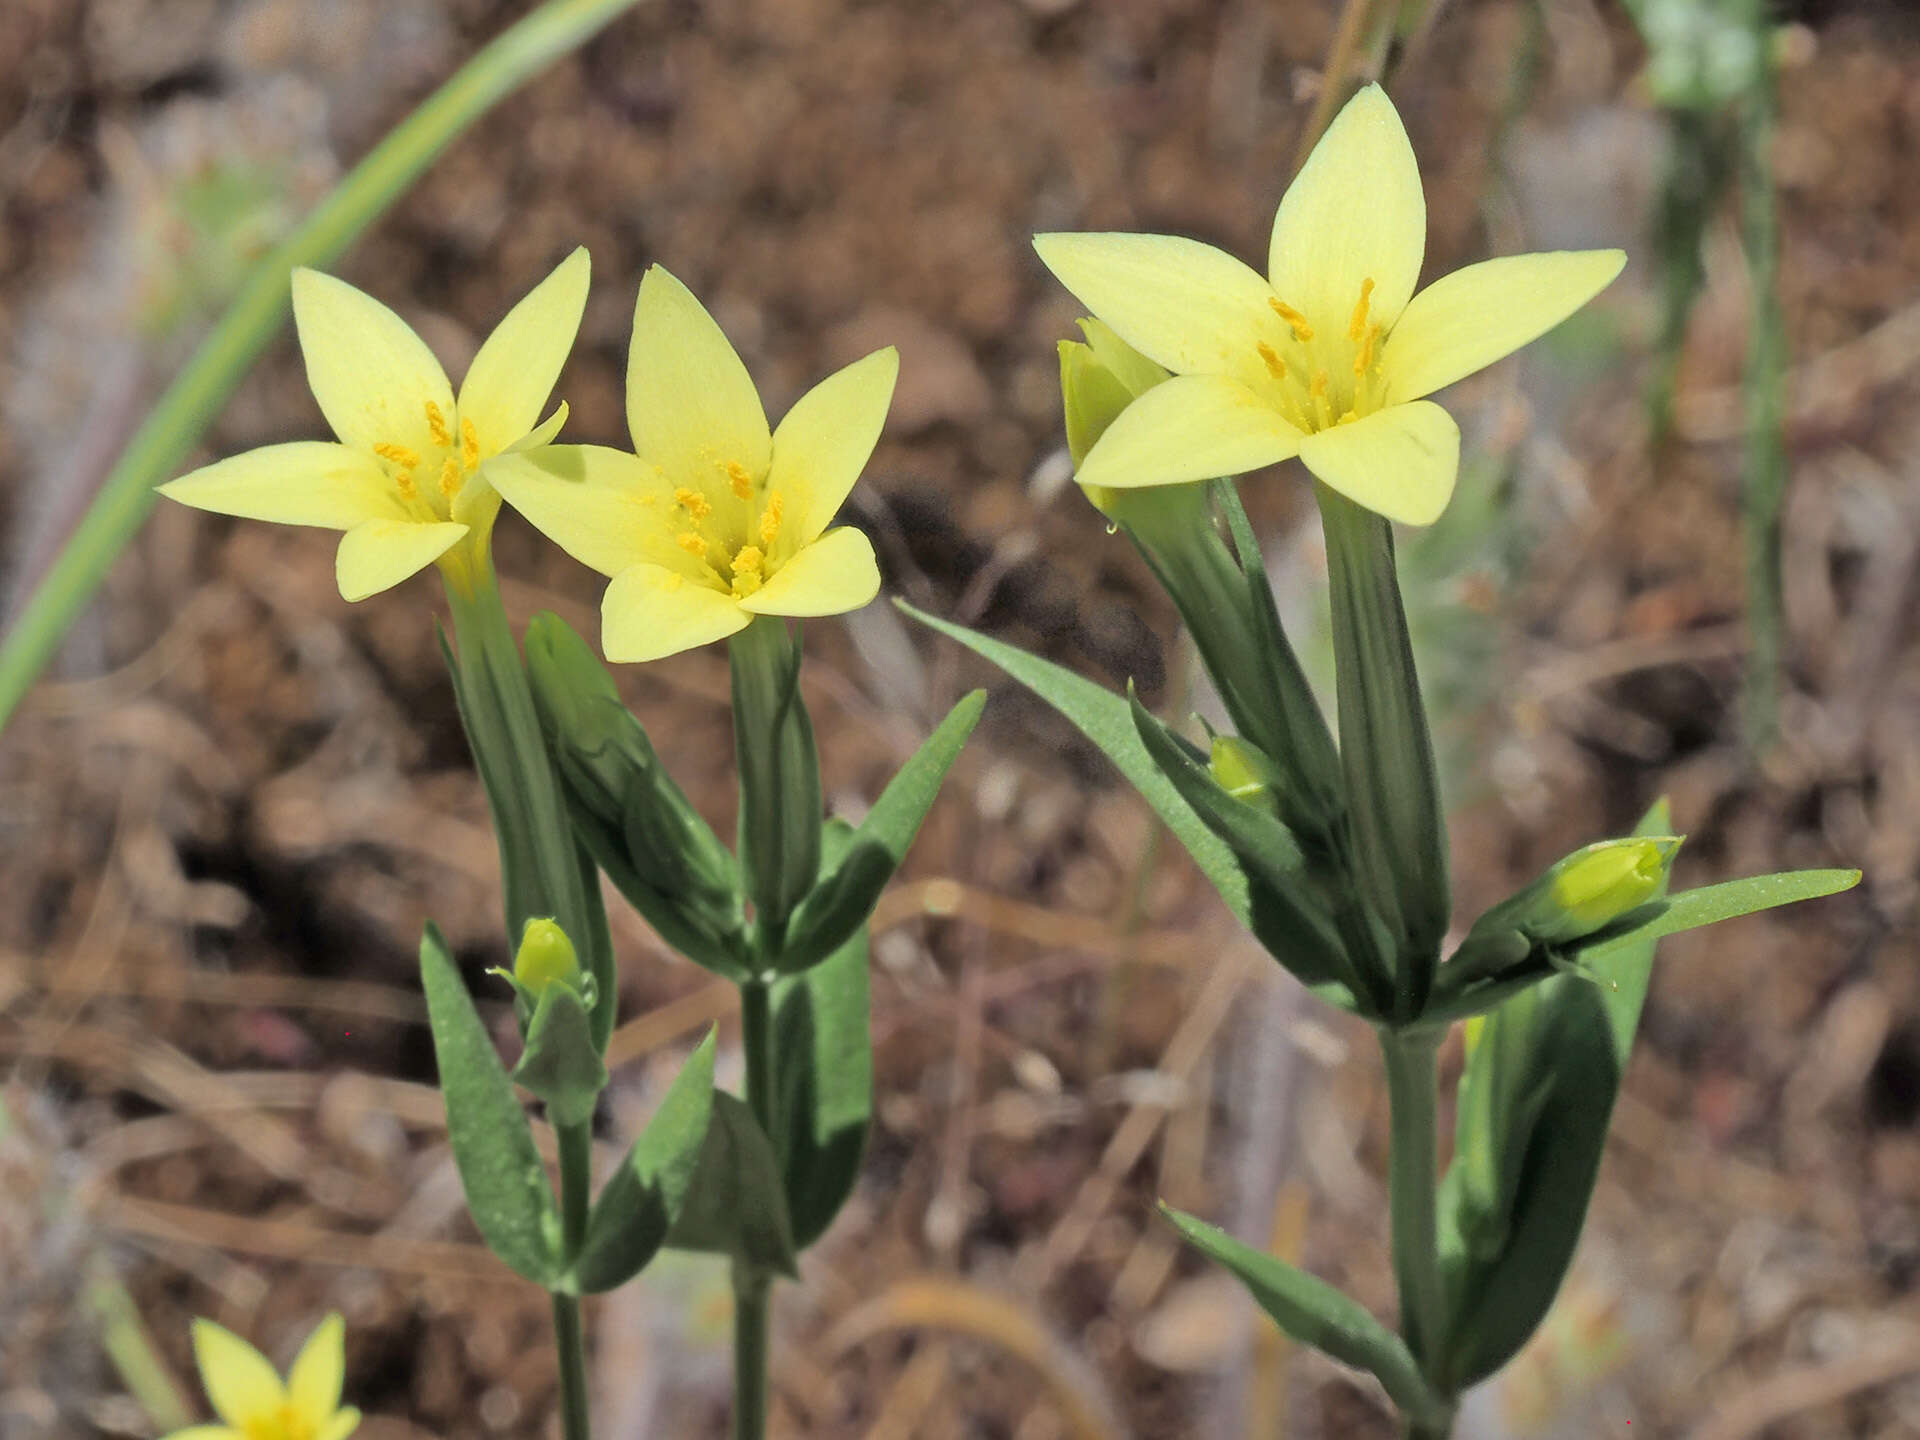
[733,977,778,1440]
[0,0,647,734]
[551,1118,594,1440]
[1380,1031,1446,1380]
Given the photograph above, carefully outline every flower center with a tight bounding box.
[1256,278,1388,433]
[670,457,786,599]
[243,1403,315,1440]
[372,400,482,521]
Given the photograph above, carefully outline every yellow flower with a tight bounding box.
[1034,85,1626,525]
[166,1313,360,1440]
[488,265,895,664]
[160,249,590,600]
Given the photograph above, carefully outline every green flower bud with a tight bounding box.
[1208,735,1285,817]
[513,917,580,996]
[1541,836,1681,941]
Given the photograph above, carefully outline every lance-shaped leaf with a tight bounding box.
[898,603,1251,927]
[666,1091,799,1278]
[731,617,822,938]
[512,984,608,1130]
[419,923,560,1286]
[574,1029,718,1293]
[1317,482,1450,1016]
[777,691,985,975]
[772,899,873,1247]
[1162,1205,1449,1427]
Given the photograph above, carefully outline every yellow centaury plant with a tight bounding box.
[166,1314,359,1440]
[1035,84,1626,525]
[160,250,590,599]
[487,265,896,663]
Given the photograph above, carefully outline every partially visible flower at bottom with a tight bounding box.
[166,1313,360,1440]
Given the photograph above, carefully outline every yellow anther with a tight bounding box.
[677,531,709,557]
[730,545,765,597]
[674,487,713,520]
[1347,278,1376,343]
[759,491,784,547]
[374,442,421,471]
[1309,369,1335,429]
[1309,370,1330,400]
[438,455,461,497]
[461,416,479,471]
[1268,297,1314,342]
[1353,322,1380,378]
[1256,342,1288,381]
[726,461,754,500]
[394,471,418,500]
[424,401,452,447]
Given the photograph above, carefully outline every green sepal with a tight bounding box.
[1317,483,1450,1017]
[731,617,822,940]
[573,1028,718,1293]
[666,1091,800,1279]
[776,691,985,975]
[1161,1205,1449,1428]
[523,612,748,979]
[512,983,608,1130]
[772,891,873,1247]
[1126,690,1361,999]
[419,922,560,1286]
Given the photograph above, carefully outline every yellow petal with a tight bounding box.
[1382,249,1627,403]
[159,443,401,531]
[1079,317,1170,397]
[458,248,590,459]
[628,266,771,487]
[1268,84,1425,333]
[334,518,467,602]
[765,347,896,556]
[739,525,881,617]
[1297,401,1459,526]
[160,1428,240,1440]
[506,401,570,453]
[601,564,750,663]
[286,1314,345,1424]
[191,1320,284,1429]
[316,1409,363,1440]
[486,446,691,578]
[291,269,454,458]
[1033,233,1289,395]
[1076,373,1304,490]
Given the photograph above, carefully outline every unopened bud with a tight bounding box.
[1059,318,1170,516]
[1208,735,1284,817]
[1535,836,1681,943]
[513,918,580,997]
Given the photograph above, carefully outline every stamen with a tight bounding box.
[1309,370,1335,429]
[1352,322,1380,378]
[677,532,710,559]
[759,492,784,547]
[726,461,754,500]
[730,545,765,597]
[374,442,421,471]
[461,417,480,471]
[425,401,452,447]
[394,471,418,501]
[1256,342,1289,381]
[1268,297,1314,342]
[1347,278,1375,343]
[438,455,461,497]
[675,487,713,521]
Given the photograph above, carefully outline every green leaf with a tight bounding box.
[1317,483,1450,1014]
[512,984,608,1130]
[772,908,873,1248]
[666,1091,799,1278]
[419,923,560,1286]
[574,1029,718,1293]
[778,691,984,974]
[1571,867,1861,978]
[897,602,1252,929]
[1161,1205,1448,1426]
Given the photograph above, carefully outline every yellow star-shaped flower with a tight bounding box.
[1034,85,1626,525]
[488,265,895,663]
[160,249,590,600]
[165,1314,360,1440]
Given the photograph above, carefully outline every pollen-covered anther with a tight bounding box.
[729,544,765,597]
[726,461,754,500]
[674,487,712,520]
[1347,278,1375,343]
[1353,322,1380,378]
[374,442,421,471]
[1257,342,1288,381]
[1268,296,1314,342]
[460,417,479,471]
[676,531,709,558]
[759,491,784,547]
[438,455,461,497]
[424,401,453,448]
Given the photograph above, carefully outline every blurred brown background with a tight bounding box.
[2,0,1917,1435]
